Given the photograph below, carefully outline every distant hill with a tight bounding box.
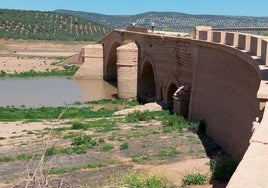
[55,10,268,33]
[0,9,109,41]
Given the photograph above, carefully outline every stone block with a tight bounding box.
[212,31,222,43]
[261,39,268,65]
[199,31,208,41]
[238,34,250,51]
[226,32,239,46]
[250,36,261,56]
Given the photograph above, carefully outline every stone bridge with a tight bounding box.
[74,26,268,187]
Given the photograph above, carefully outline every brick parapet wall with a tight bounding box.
[195,26,268,188]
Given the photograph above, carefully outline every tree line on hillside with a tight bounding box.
[56,10,268,35]
[0,9,109,41]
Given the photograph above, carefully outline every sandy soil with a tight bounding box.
[0,39,90,73]
[0,56,65,73]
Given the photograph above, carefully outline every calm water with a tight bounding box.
[0,77,117,107]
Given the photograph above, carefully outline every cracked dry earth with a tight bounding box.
[0,115,220,188]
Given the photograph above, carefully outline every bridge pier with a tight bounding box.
[173,83,191,118]
[116,42,138,99]
[73,44,103,79]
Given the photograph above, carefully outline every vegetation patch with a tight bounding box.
[0,65,79,78]
[100,143,114,152]
[211,156,238,182]
[0,106,116,121]
[156,146,181,159]
[181,173,208,186]
[117,171,171,188]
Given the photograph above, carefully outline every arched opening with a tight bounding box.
[106,42,120,81]
[166,83,177,112]
[138,61,156,103]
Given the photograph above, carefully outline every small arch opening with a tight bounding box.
[167,83,178,112]
[138,61,156,103]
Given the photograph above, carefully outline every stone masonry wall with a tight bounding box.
[99,30,261,161]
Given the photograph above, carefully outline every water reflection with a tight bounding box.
[0,77,117,107]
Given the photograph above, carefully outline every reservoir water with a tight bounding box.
[0,77,117,107]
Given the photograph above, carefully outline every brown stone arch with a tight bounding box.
[105,42,121,81]
[166,83,178,112]
[138,57,157,103]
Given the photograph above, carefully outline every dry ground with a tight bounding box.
[0,116,214,188]
[0,39,90,73]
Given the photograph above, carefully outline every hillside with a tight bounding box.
[55,10,268,33]
[0,9,109,41]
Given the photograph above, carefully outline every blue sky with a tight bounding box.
[0,0,267,17]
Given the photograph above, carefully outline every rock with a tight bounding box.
[113,102,162,116]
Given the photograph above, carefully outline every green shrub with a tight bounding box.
[45,145,58,156]
[211,156,238,182]
[162,114,189,133]
[87,162,104,168]
[17,153,34,160]
[71,134,97,154]
[98,138,105,144]
[100,144,114,152]
[119,142,129,150]
[71,134,93,146]
[119,171,171,188]
[182,173,207,186]
[131,154,151,163]
[125,110,155,123]
[72,146,87,154]
[156,146,181,159]
[71,121,85,130]
[0,155,14,162]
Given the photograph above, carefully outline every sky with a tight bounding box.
[0,0,268,17]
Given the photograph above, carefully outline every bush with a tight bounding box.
[182,173,207,186]
[71,134,97,154]
[45,145,58,156]
[119,171,171,188]
[125,110,155,123]
[72,146,86,154]
[211,156,238,182]
[119,143,129,150]
[162,114,189,133]
[71,121,85,130]
[100,144,114,152]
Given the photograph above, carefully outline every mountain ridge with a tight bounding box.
[55,9,268,33]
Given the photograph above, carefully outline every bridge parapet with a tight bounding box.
[195,26,268,188]
[195,26,268,108]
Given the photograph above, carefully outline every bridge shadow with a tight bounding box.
[195,121,237,187]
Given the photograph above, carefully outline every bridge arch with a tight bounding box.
[104,33,142,98]
[138,57,156,103]
[166,82,178,111]
[105,42,121,81]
